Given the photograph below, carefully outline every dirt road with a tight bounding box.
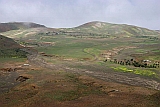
[25,47,160,90]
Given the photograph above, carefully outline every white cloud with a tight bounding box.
[0,0,159,29]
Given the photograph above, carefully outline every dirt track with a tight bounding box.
[25,47,160,91]
[0,47,159,107]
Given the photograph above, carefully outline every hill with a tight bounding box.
[0,22,46,32]
[0,34,27,58]
[66,21,160,37]
[0,34,22,49]
[0,21,160,107]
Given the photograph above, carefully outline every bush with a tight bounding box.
[0,49,27,58]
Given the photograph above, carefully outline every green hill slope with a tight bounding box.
[66,21,160,37]
[0,35,27,58]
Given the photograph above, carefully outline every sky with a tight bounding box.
[0,0,159,30]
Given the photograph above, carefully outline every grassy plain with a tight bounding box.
[1,28,160,78]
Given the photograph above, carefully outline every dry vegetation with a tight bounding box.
[0,61,159,107]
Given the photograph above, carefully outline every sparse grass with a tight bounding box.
[0,57,26,62]
[43,73,103,101]
[27,70,43,75]
[135,49,148,53]
[37,38,100,59]
[84,48,101,57]
[50,84,102,101]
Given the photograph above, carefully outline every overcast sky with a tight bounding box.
[0,0,159,30]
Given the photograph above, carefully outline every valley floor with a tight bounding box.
[0,53,160,107]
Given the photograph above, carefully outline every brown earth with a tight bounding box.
[101,46,136,60]
[0,60,160,107]
[0,47,160,107]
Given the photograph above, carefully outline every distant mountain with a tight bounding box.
[155,30,160,32]
[0,22,46,32]
[72,21,160,37]
[1,21,159,38]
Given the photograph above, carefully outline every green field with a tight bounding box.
[1,28,160,79]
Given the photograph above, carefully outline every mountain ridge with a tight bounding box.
[0,22,46,32]
[72,21,160,37]
[0,21,160,38]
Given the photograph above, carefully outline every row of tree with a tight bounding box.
[104,58,159,68]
